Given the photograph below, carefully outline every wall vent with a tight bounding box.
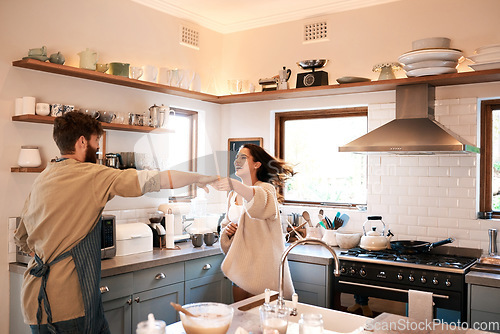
[303,21,328,43]
[180,25,199,50]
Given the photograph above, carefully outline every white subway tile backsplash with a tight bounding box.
[458,177,475,188]
[419,176,440,187]
[408,186,428,197]
[437,217,459,228]
[399,157,419,167]
[438,115,460,125]
[449,103,473,115]
[439,197,459,208]
[408,225,427,236]
[427,227,448,238]
[434,105,450,115]
[397,215,418,225]
[429,167,449,177]
[417,216,438,227]
[418,196,439,207]
[409,166,428,177]
[438,177,459,188]
[388,205,409,215]
[438,156,461,167]
[427,207,449,217]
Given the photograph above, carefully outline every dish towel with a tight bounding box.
[408,289,434,321]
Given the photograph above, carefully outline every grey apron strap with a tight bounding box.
[71,217,110,334]
[30,252,72,333]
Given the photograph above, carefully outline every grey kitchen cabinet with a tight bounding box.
[468,284,500,333]
[184,254,232,304]
[288,260,333,308]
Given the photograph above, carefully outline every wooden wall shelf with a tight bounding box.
[12,59,500,105]
[11,166,45,173]
[11,114,159,133]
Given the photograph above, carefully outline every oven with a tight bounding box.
[334,247,478,323]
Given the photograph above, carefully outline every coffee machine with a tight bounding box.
[296,59,329,88]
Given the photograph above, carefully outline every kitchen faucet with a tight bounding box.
[277,238,341,310]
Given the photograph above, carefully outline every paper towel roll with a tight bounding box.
[22,96,36,115]
[408,289,433,321]
[165,234,175,249]
[165,213,175,235]
[15,98,23,116]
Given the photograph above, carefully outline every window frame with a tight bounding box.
[479,99,500,219]
[169,107,198,201]
[275,107,368,207]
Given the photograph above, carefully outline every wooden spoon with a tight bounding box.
[170,302,199,317]
[302,211,313,227]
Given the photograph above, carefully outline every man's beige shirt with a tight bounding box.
[14,159,160,324]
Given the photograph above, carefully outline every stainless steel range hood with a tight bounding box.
[339,84,480,154]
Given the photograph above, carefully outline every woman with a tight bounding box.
[212,144,295,302]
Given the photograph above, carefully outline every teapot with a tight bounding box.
[359,216,393,251]
[78,48,98,70]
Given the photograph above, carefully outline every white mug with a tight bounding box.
[158,67,171,85]
[35,103,50,116]
[22,96,36,115]
[15,98,23,116]
[140,65,158,83]
[129,66,143,80]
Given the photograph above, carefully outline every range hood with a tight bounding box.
[339,84,480,154]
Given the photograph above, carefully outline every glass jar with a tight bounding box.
[299,313,323,334]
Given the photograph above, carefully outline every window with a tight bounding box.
[275,107,368,206]
[168,107,198,200]
[480,99,500,218]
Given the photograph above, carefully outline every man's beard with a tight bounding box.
[85,145,97,163]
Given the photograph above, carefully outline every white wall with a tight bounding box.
[2,0,500,331]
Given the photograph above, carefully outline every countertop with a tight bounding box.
[9,241,341,276]
[466,270,500,288]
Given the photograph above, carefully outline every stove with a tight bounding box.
[335,247,479,322]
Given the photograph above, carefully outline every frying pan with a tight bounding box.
[389,238,455,254]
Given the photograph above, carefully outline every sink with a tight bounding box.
[245,300,368,333]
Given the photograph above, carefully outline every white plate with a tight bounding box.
[467,51,500,63]
[398,48,463,65]
[469,61,500,71]
[406,67,457,77]
[403,60,457,71]
[474,44,500,55]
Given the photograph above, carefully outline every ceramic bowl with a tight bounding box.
[412,37,451,50]
[335,231,361,249]
[179,302,234,334]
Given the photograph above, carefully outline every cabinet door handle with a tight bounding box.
[134,297,140,303]
[155,273,166,280]
[100,286,109,294]
[203,264,212,270]
[127,299,132,305]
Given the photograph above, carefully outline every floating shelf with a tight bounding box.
[12,59,500,104]
[11,114,161,133]
[11,166,45,173]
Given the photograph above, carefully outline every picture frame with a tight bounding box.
[227,137,263,179]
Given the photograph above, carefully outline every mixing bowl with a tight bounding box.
[179,302,234,334]
[335,231,361,249]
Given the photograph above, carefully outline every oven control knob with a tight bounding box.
[408,274,415,282]
[445,279,452,287]
[420,276,427,284]
[349,268,356,275]
[359,268,367,277]
[340,266,346,274]
[397,273,403,280]
[433,278,439,285]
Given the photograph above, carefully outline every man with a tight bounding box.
[14,112,218,333]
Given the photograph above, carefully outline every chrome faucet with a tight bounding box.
[277,238,341,310]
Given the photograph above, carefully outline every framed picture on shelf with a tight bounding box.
[227,137,263,179]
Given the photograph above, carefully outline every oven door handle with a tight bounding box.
[338,280,449,299]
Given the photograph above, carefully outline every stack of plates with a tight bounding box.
[467,44,500,71]
[398,48,462,77]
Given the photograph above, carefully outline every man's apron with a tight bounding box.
[29,218,110,333]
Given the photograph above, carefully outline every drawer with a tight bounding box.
[471,284,500,312]
[133,261,184,293]
[100,272,133,302]
[289,261,326,286]
[185,254,224,281]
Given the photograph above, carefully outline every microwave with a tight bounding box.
[15,215,116,264]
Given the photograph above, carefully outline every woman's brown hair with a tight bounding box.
[241,144,294,203]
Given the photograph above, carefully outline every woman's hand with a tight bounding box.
[211,177,234,191]
[196,175,220,192]
[224,222,238,237]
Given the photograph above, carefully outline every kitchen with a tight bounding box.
[2,0,500,333]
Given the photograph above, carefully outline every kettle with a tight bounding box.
[78,48,98,70]
[105,153,123,169]
[359,216,393,251]
[277,66,292,90]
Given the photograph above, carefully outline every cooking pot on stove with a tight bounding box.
[360,216,393,251]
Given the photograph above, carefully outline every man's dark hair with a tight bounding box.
[53,112,104,155]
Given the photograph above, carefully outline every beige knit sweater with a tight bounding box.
[219,181,294,298]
